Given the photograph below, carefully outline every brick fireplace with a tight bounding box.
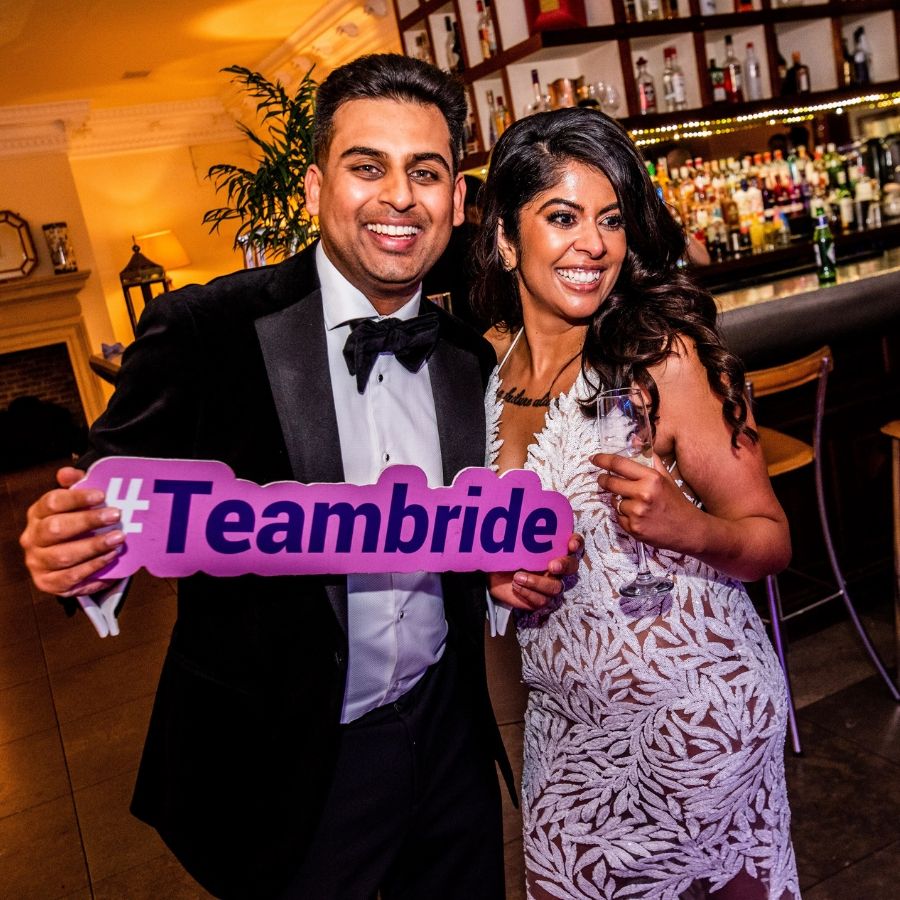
[0,269,104,426]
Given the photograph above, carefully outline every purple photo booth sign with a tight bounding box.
[77,458,574,578]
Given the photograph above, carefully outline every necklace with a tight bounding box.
[498,349,581,409]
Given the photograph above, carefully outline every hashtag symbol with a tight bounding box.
[106,477,150,534]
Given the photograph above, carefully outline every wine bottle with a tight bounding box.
[813,213,836,284]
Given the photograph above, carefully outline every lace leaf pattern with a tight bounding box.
[486,368,799,900]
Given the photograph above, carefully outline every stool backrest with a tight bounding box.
[746,346,833,464]
[745,346,833,399]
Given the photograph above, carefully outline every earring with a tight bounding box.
[500,255,514,272]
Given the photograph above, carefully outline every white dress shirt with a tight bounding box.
[78,245,451,713]
[317,244,447,723]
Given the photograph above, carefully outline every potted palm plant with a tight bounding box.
[203,65,318,266]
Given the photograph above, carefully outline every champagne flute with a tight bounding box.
[596,387,674,601]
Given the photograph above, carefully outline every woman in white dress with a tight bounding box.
[474,108,799,899]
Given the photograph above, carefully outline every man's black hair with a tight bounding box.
[314,54,467,174]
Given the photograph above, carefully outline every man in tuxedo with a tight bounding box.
[20,54,576,899]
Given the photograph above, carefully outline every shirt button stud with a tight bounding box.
[383,453,390,463]
[377,374,384,383]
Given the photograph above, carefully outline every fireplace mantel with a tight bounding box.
[0,270,91,304]
[0,269,105,423]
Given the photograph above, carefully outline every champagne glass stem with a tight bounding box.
[635,540,652,579]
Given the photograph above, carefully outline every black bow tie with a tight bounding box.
[342,312,441,393]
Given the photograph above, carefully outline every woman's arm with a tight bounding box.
[596,336,790,581]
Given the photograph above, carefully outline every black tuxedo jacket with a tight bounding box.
[81,244,511,898]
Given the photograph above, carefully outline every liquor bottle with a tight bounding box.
[662,0,679,18]
[640,0,661,21]
[699,0,716,13]
[709,59,727,103]
[414,33,433,66]
[723,35,744,103]
[744,42,763,100]
[527,68,550,115]
[813,213,837,284]
[789,52,811,94]
[625,0,637,21]
[485,89,498,148]
[836,171,855,231]
[476,0,497,60]
[855,173,874,230]
[776,48,788,91]
[841,38,853,87]
[464,100,479,155]
[824,143,843,188]
[635,58,658,114]
[735,0,752,11]
[852,27,871,86]
[445,17,463,74]
[749,213,766,253]
[662,47,687,112]
[493,94,512,139]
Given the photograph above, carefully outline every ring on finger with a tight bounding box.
[615,495,624,515]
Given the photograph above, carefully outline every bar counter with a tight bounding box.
[716,246,900,366]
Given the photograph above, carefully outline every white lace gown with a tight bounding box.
[486,367,799,900]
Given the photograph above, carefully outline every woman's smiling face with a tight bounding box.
[499,161,627,326]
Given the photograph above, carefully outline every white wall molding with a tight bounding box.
[0,100,90,158]
[0,97,242,159]
[68,98,242,158]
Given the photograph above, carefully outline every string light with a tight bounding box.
[627,87,900,147]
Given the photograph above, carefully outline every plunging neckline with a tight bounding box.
[491,329,589,474]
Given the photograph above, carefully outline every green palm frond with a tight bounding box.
[204,65,319,263]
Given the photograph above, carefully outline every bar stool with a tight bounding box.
[746,346,900,755]
[881,420,900,693]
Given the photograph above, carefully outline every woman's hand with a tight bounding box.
[609,336,791,582]
[592,452,699,551]
[487,533,584,610]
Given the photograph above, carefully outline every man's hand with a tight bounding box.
[487,533,583,611]
[20,466,124,597]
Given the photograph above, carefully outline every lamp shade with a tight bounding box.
[134,230,190,271]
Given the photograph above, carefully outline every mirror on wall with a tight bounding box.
[0,211,38,281]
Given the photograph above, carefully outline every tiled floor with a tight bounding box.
[1,460,898,898]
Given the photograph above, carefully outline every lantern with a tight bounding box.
[119,237,170,336]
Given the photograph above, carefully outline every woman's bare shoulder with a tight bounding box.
[484,326,513,363]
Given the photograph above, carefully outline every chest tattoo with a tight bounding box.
[498,387,551,408]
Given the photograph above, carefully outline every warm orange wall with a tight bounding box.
[0,151,114,362]
[70,140,249,344]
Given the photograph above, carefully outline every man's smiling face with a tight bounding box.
[305,98,465,313]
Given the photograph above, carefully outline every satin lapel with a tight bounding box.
[426,316,488,486]
[255,289,348,634]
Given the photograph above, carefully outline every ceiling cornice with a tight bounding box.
[0,101,90,158]
[255,0,364,76]
[0,97,242,159]
[68,98,241,158]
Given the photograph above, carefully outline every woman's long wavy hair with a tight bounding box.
[472,107,754,446]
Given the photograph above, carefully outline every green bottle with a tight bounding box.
[813,213,836,284]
